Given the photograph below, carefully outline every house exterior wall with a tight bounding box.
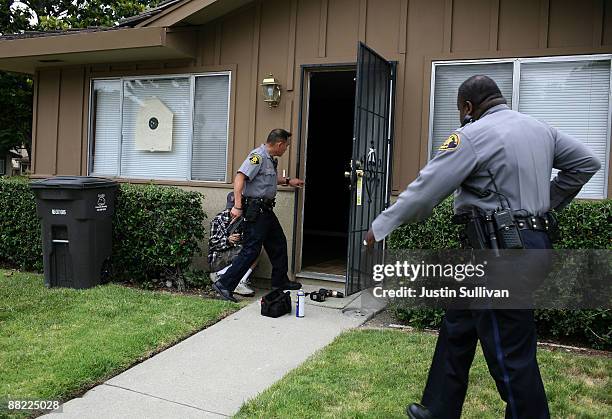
[31,0,612,194]
[28,0,612,275]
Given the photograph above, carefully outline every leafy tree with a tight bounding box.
[0,0,163,156]
[0,73,32,156]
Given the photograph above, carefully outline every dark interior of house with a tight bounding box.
[301,70,356,275]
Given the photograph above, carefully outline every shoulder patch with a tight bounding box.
[249,154,262,165]
[439,133,461,151]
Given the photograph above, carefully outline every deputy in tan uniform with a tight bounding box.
[365,75,600,419]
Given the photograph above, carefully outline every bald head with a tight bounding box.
[457,75,507,124]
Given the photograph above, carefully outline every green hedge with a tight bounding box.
[0,179,206,289]
[0,177,43,271]
[388,198,612,350]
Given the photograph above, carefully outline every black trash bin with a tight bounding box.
[31,176,118,289]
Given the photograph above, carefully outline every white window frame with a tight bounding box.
[87,71,232,183]
[428,54,612,198]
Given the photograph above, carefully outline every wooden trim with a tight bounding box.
[284,98,294,138]
[443,0,453,53]
[423,46,612,63]
[31,71,39,174]
[392,53,407,192]
[358,0,368,42]
[53,70,61,175]
[489,0,500,51]
[398,0,408,54]
[226,65,238,181]
[249,0,262,149]
[0,27,172,59]
[88,62,234,78]
[318,0,328,58]
[214,21,222,65]
[286,0,298,91]
[593,0,604,47]
[79,66,87,175]
[137,0,230,28]
[419,58,432,170]
[539,0,549,49]
[359,0,368,43]
[284,97,294,174]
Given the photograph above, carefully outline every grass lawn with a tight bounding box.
[0,269,238,414]
[237,329,611,418]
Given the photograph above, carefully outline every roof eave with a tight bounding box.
[0,27,197,74]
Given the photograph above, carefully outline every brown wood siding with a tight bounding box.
[548,0,599,48]
[32,0,611,197]
[34,69,60,176]
[498,0,541,50]
[451,0,493,52]
[603,0,612,46]
[56,67,85,175]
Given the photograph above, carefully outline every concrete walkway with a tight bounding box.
[42,285,380,418]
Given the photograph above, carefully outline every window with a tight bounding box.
[89,72,231,182]
[0,157,5,176]
[430,55,611,199]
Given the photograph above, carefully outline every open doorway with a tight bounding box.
[300,70,356,277]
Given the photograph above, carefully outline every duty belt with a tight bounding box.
[243,196,276,209]
[514,215,551,232]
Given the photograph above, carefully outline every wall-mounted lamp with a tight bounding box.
[260,74,282,108]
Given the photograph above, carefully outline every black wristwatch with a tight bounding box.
[284,177,291,186]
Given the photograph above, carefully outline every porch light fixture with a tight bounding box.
[260,74,281,107]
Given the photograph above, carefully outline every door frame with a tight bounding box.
[292,63,356,282]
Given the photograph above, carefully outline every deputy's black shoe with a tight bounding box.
[272,281,302,290]
[406,403,432,419]
[212,281,238,303]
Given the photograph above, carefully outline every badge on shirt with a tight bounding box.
[439,133,461,151]
[249,154,262,165]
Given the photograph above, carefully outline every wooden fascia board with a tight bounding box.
[136,0,218,28]
[0,27,168,59]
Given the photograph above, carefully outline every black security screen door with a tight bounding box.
[346,43,395,295]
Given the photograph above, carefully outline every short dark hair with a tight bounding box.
[457,75,506,108]
[267,128,292,144]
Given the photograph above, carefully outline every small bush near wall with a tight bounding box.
[388,198,612,350]
[0,177,43,271]
[0,179,206,289]
[112,184,207,289]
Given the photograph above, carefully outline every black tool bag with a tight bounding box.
[261,289,292,318]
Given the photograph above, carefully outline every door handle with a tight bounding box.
[344,170,364,178]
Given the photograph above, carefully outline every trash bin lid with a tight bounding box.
[30,176,117,190]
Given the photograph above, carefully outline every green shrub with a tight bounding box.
[388,198,612,350]
[0,179,207,289]
[111,184,206,288]
[0,177,42,271]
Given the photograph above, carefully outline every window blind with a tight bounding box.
[192,75,230,181]
[120,78,191,179]
[90,80,121,176]
[431,63,514,158]
[519,59,611,199]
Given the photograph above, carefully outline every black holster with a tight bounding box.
[453,209,489,250]
[243,197,275,222]
[243,199,262,222]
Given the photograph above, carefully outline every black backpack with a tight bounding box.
[261,289,292,318]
